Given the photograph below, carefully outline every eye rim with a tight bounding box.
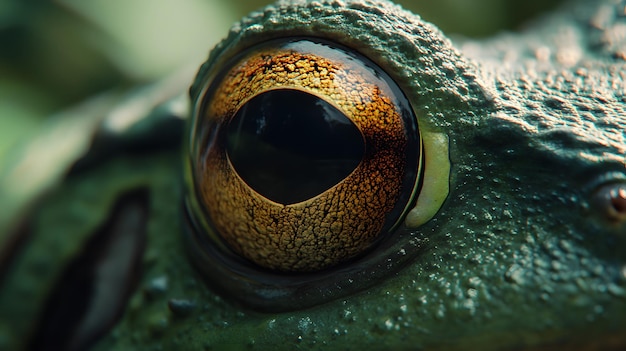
[184,25,454,312]
[182,36,438,311]
[182,193,430,312]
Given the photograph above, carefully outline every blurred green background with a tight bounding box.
[0,0,562,161]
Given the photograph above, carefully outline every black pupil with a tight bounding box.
[226,89,365,204]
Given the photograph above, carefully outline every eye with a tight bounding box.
[188,37,421,272]
[183,37,449,310]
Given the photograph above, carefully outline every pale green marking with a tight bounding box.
[405,131,450,227]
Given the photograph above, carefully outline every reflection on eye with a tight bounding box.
[226,89,365,205]
[188,38,421,272]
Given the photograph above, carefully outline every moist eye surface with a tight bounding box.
[226,88,365,205]
[190,38,421,272]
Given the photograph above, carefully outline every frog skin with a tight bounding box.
[0,0,625,350]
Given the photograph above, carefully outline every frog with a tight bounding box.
[1,0,625,350]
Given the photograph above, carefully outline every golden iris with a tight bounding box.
[188,38,421,272]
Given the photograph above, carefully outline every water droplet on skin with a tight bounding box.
[482,210,493,221]
[608,284,625,297]
[267,319,276,330]
[383,319,394,331]
[298,317,313,333]
[145,275,168,297]
[341,309,352,321]
[167,298,196,317]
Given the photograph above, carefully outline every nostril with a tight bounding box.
[608,186,626,220]
[591,181,626,224]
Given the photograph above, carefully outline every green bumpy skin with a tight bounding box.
[1,0,625,350]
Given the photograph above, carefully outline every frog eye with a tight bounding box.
[187,38,421,272]
[590,180,626,225]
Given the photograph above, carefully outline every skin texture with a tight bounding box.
[0,0,625,350]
